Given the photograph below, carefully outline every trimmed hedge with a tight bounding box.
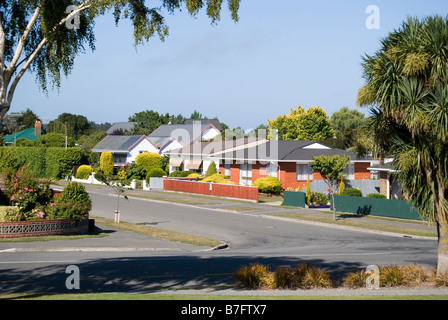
[76,165,93,179]
[135,152,163,172]
[252,177,283,195]
[0,147,83,179]
[100,151,114,176]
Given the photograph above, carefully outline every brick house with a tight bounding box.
[208,140,375,190]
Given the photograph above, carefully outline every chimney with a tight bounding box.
[35,121,42,136]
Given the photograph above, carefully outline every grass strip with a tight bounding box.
[92,215,223,248]
[128,192,217,206]
[2,292,448,300]
[269,212,438,238]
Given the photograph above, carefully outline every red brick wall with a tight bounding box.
[354,162,371,180]
[0,216,89,238]
[218,161,372,191]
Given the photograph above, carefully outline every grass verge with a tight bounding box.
[92,215,223,248]
[2,292,448,300]
[269,211,437,238]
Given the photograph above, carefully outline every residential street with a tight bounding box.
[0,184,441,295]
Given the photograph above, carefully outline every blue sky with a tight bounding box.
[12,0,448,130]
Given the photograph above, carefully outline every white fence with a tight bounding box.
[71,174,165,190]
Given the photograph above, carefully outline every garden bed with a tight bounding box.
[0,215,90,238]
[308,205,331,209]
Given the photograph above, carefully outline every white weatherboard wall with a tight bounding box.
[128,139,159,162]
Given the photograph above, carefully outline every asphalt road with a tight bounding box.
[0,186,440,294]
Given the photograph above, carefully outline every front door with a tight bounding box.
[240,163,252,186]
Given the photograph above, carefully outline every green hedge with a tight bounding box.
[0,147,83,179]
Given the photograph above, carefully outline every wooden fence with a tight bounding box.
[163,179,259,203]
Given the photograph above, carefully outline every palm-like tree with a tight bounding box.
[357,16,448,277]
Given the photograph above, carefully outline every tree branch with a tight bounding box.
[5,1,94,106]
[6,6,41,78]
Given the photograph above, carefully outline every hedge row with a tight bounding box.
[0,147,83,179]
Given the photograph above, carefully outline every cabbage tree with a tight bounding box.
[357,16,448,277]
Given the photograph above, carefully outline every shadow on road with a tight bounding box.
[0,254,367,294]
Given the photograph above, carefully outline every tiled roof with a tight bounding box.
[91,135,148,153]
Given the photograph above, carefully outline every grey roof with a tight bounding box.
[92,135,148,153]
[106,122,137,134]
[183,119,223,131]
[167,138,267,156]
[209,140,368,162]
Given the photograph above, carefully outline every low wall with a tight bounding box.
[163,179,259,203]
[283,191,306,208]
[0,216,90,238]
[332,195,421,220]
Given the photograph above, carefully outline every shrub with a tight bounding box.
[58,182,92,207]
[135,152,163,172]
[309,192,329,206]
[0,206,21,222]
[338,180,345,195]
[202,173,234,184]
[236,263,333,290]
[234,263,275,289]
[51,182,92,223]
[367,193,387,199]
[188,173,201,178]
[252,177,283,195]
[168,170,197,177]
[10,187,38,215]
[100,151,114,176]
[342,269,369,288]
[76,165,93,179]
[46,201,91,223]
[126,163,147,180]
[305,179,311,204]
[205,161,217,177]
[341,188,363,197]
[146,168,167,182]
[301,264,333,289]
[380,264,430,287]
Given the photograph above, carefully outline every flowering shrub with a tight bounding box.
[309,192,329,206]
[10,187,38,215]
[45,201,90,223]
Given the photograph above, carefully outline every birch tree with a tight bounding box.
[0,0,241,122]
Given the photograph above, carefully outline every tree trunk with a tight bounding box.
[437,219,448,277]
[434,173,448,277]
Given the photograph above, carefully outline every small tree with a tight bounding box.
[205,161,217,177]
[305,179,311,205]
[309,155,350,220]
[95,171,130,223]
[100,151,114,176]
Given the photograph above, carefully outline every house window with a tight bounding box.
[296,164,313,180]
[344,163,355,180]
[114,154,126,164]
[266,163,278,177]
